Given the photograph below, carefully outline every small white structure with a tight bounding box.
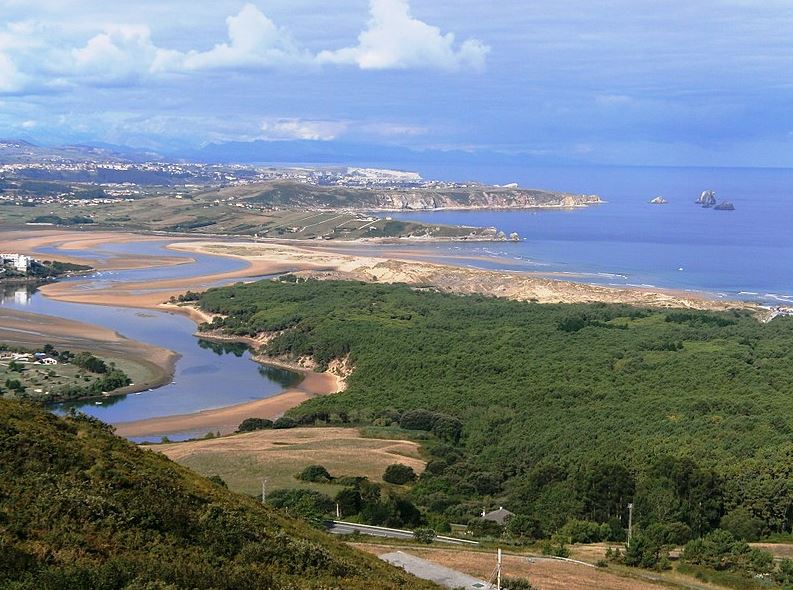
[40,357,58,365]
[0,253,31,272]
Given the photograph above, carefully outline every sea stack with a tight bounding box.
[696,190,717,207]
[649,196,668,204]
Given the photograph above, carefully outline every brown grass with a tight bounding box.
[355,544,675,590]
[155,427,426,497]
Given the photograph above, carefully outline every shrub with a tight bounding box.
[272,416,297,429]
[298,465,333,483]
[720,508,765,542]
[413,528,436,544]
[541,534,570,558]
[467,517,504,538]
[399,409,438,431]
[561,519,605,544]
[237,418,274,432]
[502,577,536,589]
[682,529,773,574]
[624,524,673,569]
[506,514,542,540]
[383,464,417,485]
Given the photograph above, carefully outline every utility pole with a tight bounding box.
[261,478,267,505]
[488,548,502,590]
[627,502,634,544]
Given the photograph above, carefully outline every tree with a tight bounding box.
[399,409,437,431]
[624,524,672,569]
[720,508,765,542]
[272,416,297,429]
[383,464,417,485]
[268,489,334,527]
[334,488,362,517]
[237,418,273,432]
[505,514,542,540]
[682,529,773,574]
[297,465,333,483]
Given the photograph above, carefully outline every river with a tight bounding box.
[0,239,300,442]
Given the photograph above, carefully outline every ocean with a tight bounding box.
[388,165,793,305]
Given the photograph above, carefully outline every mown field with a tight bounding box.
[157,427,426,497]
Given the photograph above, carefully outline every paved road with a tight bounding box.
[327,521,479,546]
[380,551,491,589]
[328,521,414,540]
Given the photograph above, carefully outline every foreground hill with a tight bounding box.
[0,399,436,589]
[196,278,793,537]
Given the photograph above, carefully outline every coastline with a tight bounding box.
[0,227,768,439]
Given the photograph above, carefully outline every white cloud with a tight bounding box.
[71,25,157,83]
[153,4,309,72]
[0,52,25,92]
[317,0,489,71]
[259,118,348,141]
[0,1,488,94]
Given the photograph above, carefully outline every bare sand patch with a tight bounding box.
[176,240,752,312]
[114,362,342,439]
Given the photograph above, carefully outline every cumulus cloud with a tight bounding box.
[317,0,489,71]
[153,4,309,72]
[0,1,488,94]
[259,118,347,141]
[71,25,158,83]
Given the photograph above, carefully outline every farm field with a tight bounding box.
[156,426,427,497]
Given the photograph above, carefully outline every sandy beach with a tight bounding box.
[0,228,759,438]
[114,368,342,438]
[0,306,177,395]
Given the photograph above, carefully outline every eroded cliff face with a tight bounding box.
[371,189,602,210]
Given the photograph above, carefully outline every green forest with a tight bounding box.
[196,278,793,545]
[0,399,437,590]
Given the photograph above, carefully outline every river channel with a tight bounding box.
[0,239,301,441]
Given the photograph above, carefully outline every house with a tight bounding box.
[0,253,31,272]
[481,507,515,526]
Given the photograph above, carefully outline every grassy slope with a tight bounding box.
[0,399,437,590]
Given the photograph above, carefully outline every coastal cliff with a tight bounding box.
[201,180,603,212]
[369,188,603,211]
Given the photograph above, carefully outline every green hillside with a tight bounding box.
[196,278,793,539]
[0,399,437,590]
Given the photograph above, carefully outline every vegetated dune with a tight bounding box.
[0,399,439,590]
[180,240,753,312]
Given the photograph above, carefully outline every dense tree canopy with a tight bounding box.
[197,278,793,538]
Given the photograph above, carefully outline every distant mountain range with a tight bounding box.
[188,139,573,171]
[0,139,161,164]
[1,137,577,173]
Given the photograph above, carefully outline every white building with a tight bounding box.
[1,253,31,272]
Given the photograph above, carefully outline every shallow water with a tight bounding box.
[387,166,793,304]
[0,240,297,441]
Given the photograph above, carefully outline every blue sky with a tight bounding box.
[1,0,792,167]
